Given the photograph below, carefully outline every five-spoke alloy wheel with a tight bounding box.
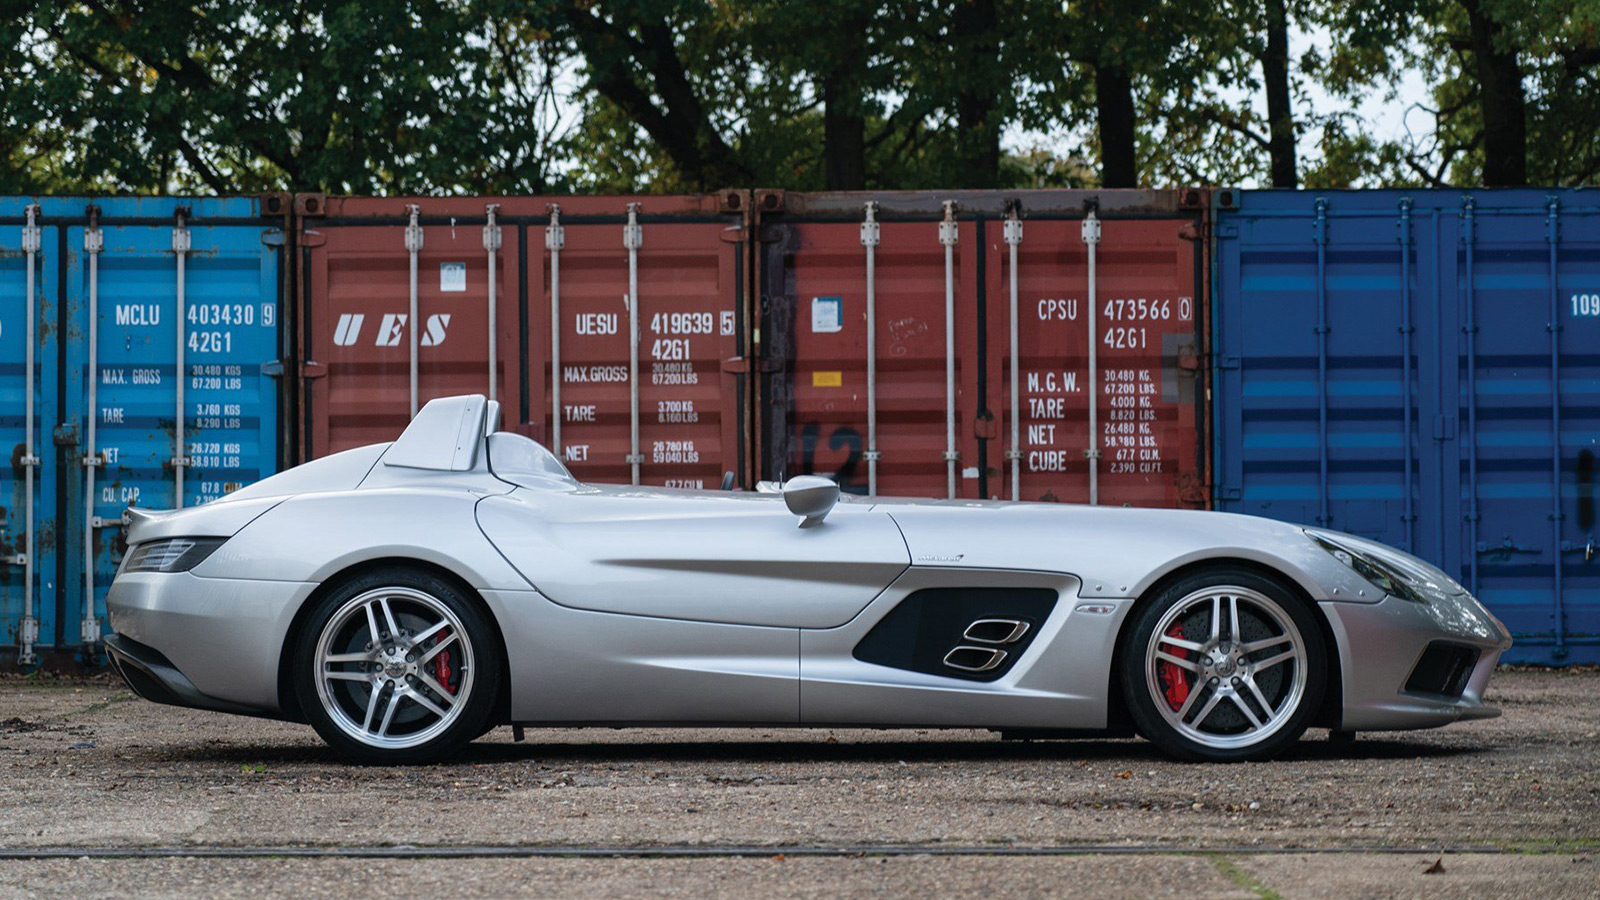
[294,568,501,764]
[1120,567,1325,762]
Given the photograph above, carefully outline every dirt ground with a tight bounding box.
[1,668,1596,897]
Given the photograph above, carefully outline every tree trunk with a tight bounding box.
[1460,0,1527,186]
[823,75,868,190]
[1095,63,1137,187]
[954,0,1001,188]
[1262,0,1297,188]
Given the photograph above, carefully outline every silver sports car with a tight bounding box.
[106,394,1512,764]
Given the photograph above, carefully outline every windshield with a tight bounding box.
[485,432,577,488]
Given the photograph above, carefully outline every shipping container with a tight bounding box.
[294,194,752,490]
[755,189,1209,505]
[1212,188,1600,665]
[2,196,287,665]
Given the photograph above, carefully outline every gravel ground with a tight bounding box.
[0,668,1596,896]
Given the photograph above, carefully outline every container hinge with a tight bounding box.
[861,202,881,247]
[719,225,748,243]
[1080,214,1102,245]
[301,361,328,380]
[546,206,565,250]
[261,359,286,378]
[1177,352,1200,371]
[1214,224,1239,239]
[21,206,41,253]
[81,452,105,468]
[721,356,781,374]
[1217,486,1242,501]
[298,230,327,249]
[260,229,285,248]
[483,204,502,251]
[404,206,423,253]
[1216,355,1241,370]
[53,423,79,447]
[1178,222,1200,242]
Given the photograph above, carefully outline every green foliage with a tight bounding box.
[0,0,1595,194]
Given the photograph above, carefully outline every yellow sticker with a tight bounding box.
[812,370,843,387]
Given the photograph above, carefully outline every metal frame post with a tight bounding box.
[861,202,881,495]
[1461,197,1480,591]
[1312,198,1330,526]
[484,204,502,404]
[1003,204,1023,501]
[16,205,42,664]
[81,208,105,647]
[172,209,191,508]
[1546,196,1567,658]
[1081,208,1102,505]
[404,204,422,416]
[546,205,565,454]
[939,200,959,499]
[1399,198,1415,552]
[624,203,643,485]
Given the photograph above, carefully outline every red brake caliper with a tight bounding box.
[432,628,454,695]
[1158,622,1191,711]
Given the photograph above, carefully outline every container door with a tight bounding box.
[764,216,982,498]
[299,202,518,458]
[1,201,61,664]
[1463,199,1600,662]
[988,216,1205,507]
[528,204,746,490]
[59,198,281,653]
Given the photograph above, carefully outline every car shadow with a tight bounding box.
[144,732,1493,767]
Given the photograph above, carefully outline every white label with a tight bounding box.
[811,296,842,333]
[440,262,467,292]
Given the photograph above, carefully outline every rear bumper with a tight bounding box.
[105,634,263,715]
[1321,592,1513,731]
[106,571,315,714]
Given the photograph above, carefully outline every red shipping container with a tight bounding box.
[294,193,753,489]
[755,189,1208,506]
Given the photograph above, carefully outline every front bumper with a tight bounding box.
[106,571,317,714]
[1321,591,1513,731]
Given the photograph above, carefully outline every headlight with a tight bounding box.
[1307,532,1430,604]
[120,537,226,574]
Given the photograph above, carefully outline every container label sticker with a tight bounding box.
[440,262,467,292]
[813,370,842,387]
[812,296,843,333]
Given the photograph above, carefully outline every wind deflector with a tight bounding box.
[382,394,488,472]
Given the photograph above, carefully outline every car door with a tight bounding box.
[476,483,909,629]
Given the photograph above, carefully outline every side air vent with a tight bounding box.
[943,646,1008,672]
[852,587,1058,682]
[1404,642,1480,699]
[963,618,1030,644]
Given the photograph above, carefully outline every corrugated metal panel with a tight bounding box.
[1213,188,1600,665]
[2,197,285,662]
[756,189,1208,505]
[296,194,751,489]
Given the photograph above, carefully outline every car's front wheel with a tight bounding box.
[292,568,501,764]
[1119,567,1326,762]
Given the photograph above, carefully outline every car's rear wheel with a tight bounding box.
[292,568,501,764]
[1119,568,1325,762]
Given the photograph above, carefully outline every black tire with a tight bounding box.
[1119,566,1326,763]
[292,567,502,764]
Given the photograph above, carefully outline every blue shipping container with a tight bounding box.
[2,197,283,665]
[1213,189,1600,665]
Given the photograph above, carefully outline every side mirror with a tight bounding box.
[783,475,839,527]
